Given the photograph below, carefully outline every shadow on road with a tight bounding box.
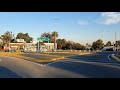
[47,52,120,78]
[66,52,119,64]
[0,66,22,78]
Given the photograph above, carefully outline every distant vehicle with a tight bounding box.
[20,49,24,52]
[10,49,16,52]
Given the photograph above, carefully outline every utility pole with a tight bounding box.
[115,31,116,51]
[54,32,56,52]
[102,31,104,44]
[9,41,10,54]
[38,41,39,52]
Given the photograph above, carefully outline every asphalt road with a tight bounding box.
[0,51,120,78]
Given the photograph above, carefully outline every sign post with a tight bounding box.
[37,37,50,42]
[37,37,50,52]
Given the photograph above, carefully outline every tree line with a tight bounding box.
[0,31,120,50]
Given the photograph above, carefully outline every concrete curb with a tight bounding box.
[52,56,65,60]
[111,54,120,62]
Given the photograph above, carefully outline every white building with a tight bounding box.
[25,43,37,52]
[16,39,25,43]
[38,43,57,52]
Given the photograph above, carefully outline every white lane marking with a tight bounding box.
[22,60,46,66]
[0,59,2,61]
[7,56,46,67]
[108,54,111,60]
[21,59,69,66]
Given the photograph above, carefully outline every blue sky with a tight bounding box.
[0,12,120,45]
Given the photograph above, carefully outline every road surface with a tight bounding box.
[0,51,120,78]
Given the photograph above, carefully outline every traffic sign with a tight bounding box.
[37,37,50,42]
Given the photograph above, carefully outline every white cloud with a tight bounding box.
[99,12,120,25]
[78,20,88,25]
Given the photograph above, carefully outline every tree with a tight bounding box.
[0,42,3,49]
[61,39,67,49]
[66,41,73,49]
[105,41,111,46]
[56,39,63,49]
[51,31,59,43]
[16,32,33,43]
[86,43,91,47]
[73,43,85,50]
[40,31,59,43]
[115,40,120,46]
[0,31,14,45]
[74,43,81,50]
[91,39,104,50]
[41,32,51,38]
[56,39,67,49]
[11,39,17,43]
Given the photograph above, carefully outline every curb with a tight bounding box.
[79,52,92,55]
[111,54,120,62]
[52,56,65,60]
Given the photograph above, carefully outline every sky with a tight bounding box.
[0,12,120,45]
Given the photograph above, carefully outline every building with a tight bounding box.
[24,43,37,52]
[44,43,55,50]
[16,39,25,43]
[4,38,57,52]
[4,43,25,50]
[38,43,57,52]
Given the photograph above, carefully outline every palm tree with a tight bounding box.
[51,31,58,43]
[51,31,58,51]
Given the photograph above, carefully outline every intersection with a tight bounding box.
[0,51,120,78]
